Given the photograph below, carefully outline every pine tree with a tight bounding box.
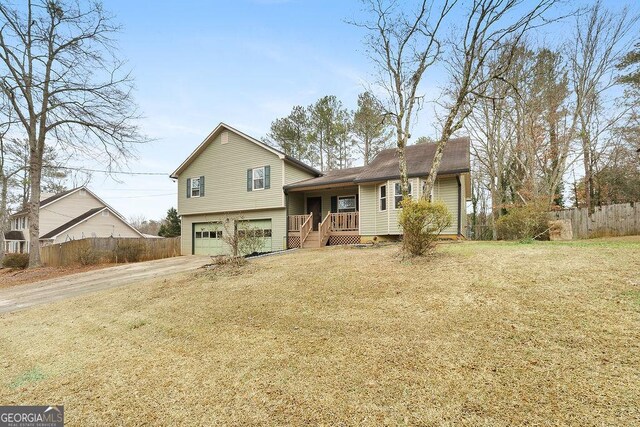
[158,208,181,238]
[352,92,391,164]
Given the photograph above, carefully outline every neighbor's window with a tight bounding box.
[394,182,412,209]
[252,167,265,190]
[379,185,386,211]
[191,177,201,197]
[338,195,357,213]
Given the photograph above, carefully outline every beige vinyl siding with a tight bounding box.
[359,184,377,235]
[287,192,305,216]
[177,132,284,216]
[360,176,461,236]
[432,177,459,235]
[459,176,467,233]
[285,163,316,185]
[40,190,104,237]
[181,208,286,255]
[50,211,140,244]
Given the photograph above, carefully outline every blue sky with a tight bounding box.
[79,0,635,220]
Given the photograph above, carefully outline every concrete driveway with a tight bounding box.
[0,256,210,315]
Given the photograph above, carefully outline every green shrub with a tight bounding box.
[2,253,30,269]
[398,199,452,256]
[496,200,549,241]
[114,241,144,263]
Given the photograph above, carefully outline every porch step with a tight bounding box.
[302,231,323,248]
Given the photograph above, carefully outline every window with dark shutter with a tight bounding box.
[264,165,270,189]
[190,177,201,198]
[248,166,268,191]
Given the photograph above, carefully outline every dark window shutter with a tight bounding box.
[200,176,205,197]
[331,196,337,213]
[264,165,270,189]
[247,169,253,191]
[186,178,191,198]
[355,193,359,211]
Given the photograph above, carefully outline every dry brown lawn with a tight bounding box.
[1,238,639,426]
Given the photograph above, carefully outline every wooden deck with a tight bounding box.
[288,212,359,248]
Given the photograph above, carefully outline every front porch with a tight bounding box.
[287,212,360,248]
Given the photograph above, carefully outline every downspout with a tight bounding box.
[456,175,462,237]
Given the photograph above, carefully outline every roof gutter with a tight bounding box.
[353,168,471,184]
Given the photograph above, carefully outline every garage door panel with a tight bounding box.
[194,219,273,256]
[238,219,272,254]
[193,222,223,255]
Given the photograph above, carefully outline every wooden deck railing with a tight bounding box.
[330,212,359,231]
[288,214,309,232]
[299,213,313,246]
[319,212,331,245]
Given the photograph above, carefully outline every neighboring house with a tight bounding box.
[3,187,143,253]
[171,122,471,256]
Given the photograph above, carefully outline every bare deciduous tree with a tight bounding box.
[424,0,557,197]
[0,0,145,267]
[568,0,638,211]
[356,0,454,198]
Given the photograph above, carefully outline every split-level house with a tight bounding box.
[171,123,471,256]
[3,186,143,253]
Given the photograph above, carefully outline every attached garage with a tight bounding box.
[182,209,286,256]
[193,222,223,255]
[192,219,272,256]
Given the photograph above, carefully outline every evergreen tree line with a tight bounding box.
[263,92,393,171]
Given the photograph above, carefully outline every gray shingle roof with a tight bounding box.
[284,166,365,190]
[354,137,470,183]
[284,137,470,190]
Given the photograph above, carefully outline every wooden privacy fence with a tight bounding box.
[549,202,640,239]
[40,237,181,267]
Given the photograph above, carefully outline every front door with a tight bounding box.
[306,197,322,231]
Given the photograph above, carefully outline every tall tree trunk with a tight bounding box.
[581,131,592,212]
[0,177,7,261]
[395,117,409,198]
[424,110,458,198]
[490,181,499,240]
[27,140,43,267]
[364,131,371,166]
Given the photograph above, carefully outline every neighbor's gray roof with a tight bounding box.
[284,137,470,190]
[39,207,105,239]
